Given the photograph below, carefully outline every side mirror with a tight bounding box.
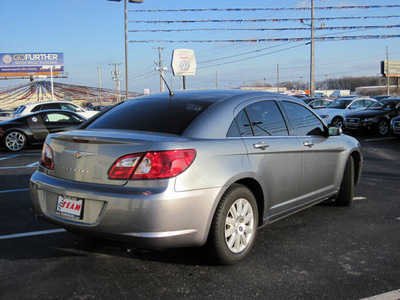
[328,125,342,136]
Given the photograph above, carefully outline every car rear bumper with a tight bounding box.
[30,171,222,249]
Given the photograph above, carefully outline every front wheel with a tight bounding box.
[335,156,354,206]
[377,119,389,136]
[331,116,343,127]
[4,131,26,152]
[207,184,258,265]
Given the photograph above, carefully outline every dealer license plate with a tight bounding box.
[56,196,84,220]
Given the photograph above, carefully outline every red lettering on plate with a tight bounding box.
[74,204,81,211]
[66,202,71,209]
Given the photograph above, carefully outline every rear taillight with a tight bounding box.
[108,149,196,180]
[39,143,54,170]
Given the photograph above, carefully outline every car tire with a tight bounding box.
[331,116,343,127]
[377,119,389,136]
[335,156,354,206]
[4,131,26,152]
[207,183,258,265]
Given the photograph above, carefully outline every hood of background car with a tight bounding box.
[346,110,389,118]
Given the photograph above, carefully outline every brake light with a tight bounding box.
[108,149,196,180]
[39,143,54,170]
[108,154,143,179]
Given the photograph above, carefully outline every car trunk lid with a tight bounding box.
[46,130,163,186]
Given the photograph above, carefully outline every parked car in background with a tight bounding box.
[0,110,13,122]
[0,110,86,151]
[391,114,400,139]
[13,101,98,119]
[345,98,400,136]
[372,95,399,101]
[30,89,362,265]
[308,98,333,109]
[317,97,376,127]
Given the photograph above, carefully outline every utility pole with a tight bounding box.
[153,47,166,92]
[98,67,103,106]
[386,46,390,95]
[277,64,280,93]
[310,0,315,97]
[110,63,122,102]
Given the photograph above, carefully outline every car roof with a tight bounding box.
[18,100,79,109]
[15,109,85,119]
[129,89,300,104]
[128,89,304,139]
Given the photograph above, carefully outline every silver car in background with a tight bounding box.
[30,90,362,264]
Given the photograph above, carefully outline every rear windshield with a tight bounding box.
[85,98,215,135]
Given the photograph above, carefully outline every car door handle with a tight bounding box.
[253,142,270,150]
[303,141,314,148]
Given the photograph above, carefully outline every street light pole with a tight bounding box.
[310,0,315,97]
[109,0,143,99]
[124,0,129,100]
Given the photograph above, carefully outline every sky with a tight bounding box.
[1,0,399,94]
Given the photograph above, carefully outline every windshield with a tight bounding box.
[368,99,400,110]
[326,99,353,109]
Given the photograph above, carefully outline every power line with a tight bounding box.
[129,25,400,33]
[130,35,400,43]
[128,16,400,24]
[128,5,400,12]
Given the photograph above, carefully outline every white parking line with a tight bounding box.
[0,154,20,161]
[354,197,367,201]
[361,289,400,300]
[0,188,30,194]
[364,137,396,142]
[0,229,66,240]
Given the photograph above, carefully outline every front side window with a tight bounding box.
[60,103,79,112]
[42,112,82,123]
[281,101,325,136]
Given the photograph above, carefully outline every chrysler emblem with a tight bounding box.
[63,150,97,159]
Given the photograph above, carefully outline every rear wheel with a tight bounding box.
[335,156,354,206]
[207,184,258,265]
[377,119,389,136]
[4,131,26,152]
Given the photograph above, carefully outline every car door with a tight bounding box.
[26,114,49,141]
[280,101,345,201]
[232,99,303,218]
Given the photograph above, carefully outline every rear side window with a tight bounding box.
[228,101,288,137]
[30,105,42,112]
[41,103,61,110]
[85,98,214,135]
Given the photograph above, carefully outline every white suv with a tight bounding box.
[13,101,98,119]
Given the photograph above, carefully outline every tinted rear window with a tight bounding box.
[85,98,215,135]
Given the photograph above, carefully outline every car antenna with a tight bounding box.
[160,74,175,107]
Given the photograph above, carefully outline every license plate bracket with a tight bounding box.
[55,195,84,220]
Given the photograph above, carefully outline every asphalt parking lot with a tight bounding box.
[0,134,399,300]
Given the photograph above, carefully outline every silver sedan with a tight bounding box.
[30,90,362,264]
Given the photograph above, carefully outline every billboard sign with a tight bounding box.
[171,49,196,76]
[381,60,400,77]
[0,52,64,77]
